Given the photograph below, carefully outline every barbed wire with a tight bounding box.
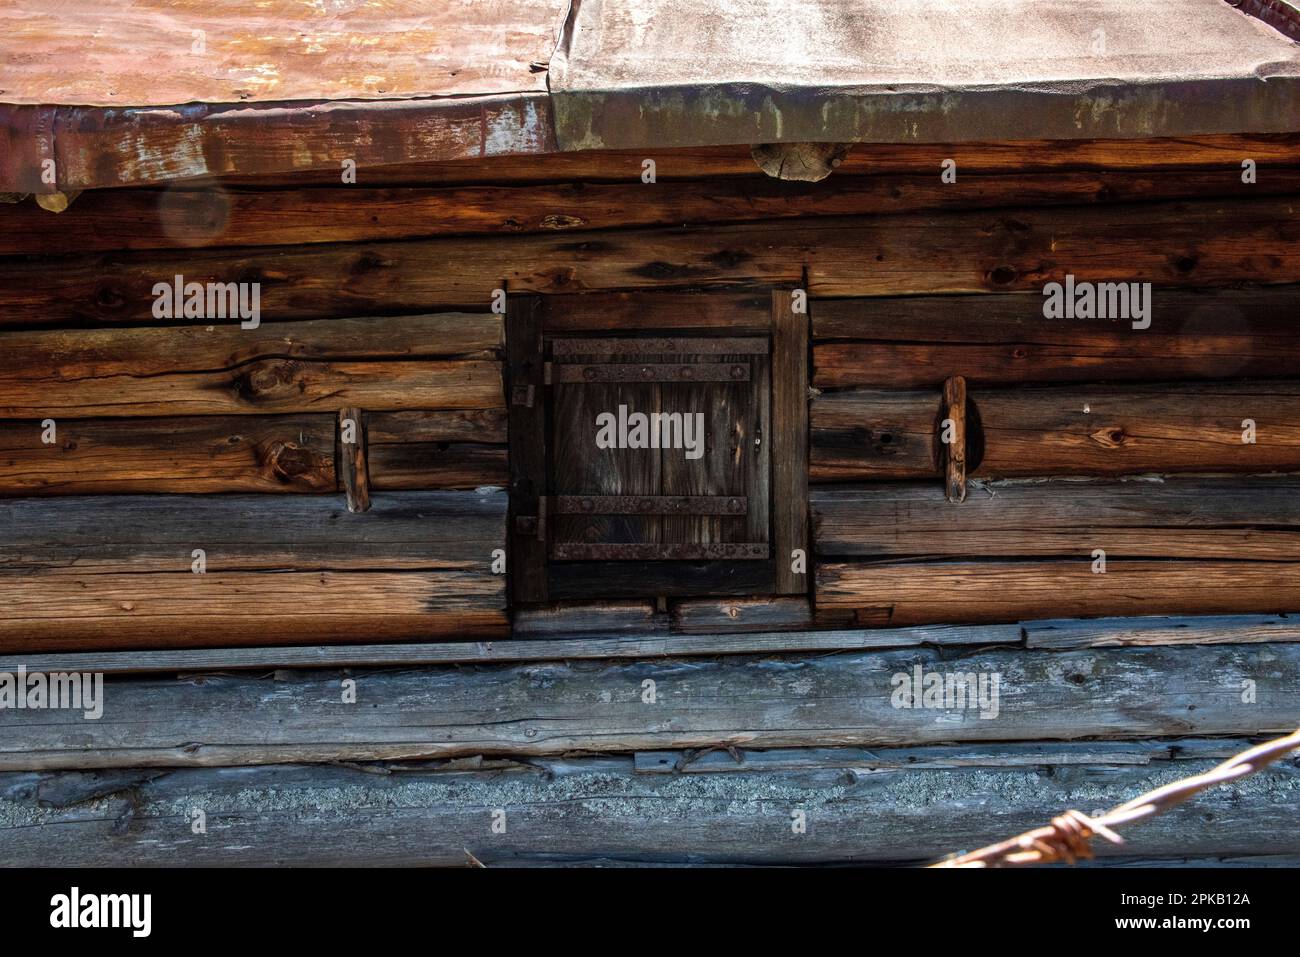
[930,726,1300,867]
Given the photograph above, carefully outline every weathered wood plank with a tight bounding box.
[812,477,1300,560]
[0,623,1013,676]
[943,375,967,502]
[809,389,941,481]
[810,381,1300,481]
[976,381,1300,478]
[2,642,1295,769]
[544,289,772,333]
[772,289,809,594]
[2,739,1297,865]
[507,295,548,603]
[816,561,1300,627]
[812,286,1300,389]
[0,491,505,573]
[192,133,1300,188]
[366,410,508,489]
[4,198,1298,325]
[8,166,1298,254]
[25,93,556,193]
[0,570,507,652]
[1025,614,1300,650]
[669,597,814,634]
[338,408,369,513]
[0,314,503,417]
[512,601,666,637]
[0,414,336,495]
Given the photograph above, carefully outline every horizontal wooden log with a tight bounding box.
[0,414,336,495]
[0,570,506,653]
[512,601,666,637]
[4,197,1298,324]
[542,289,773,333]
[669,597,814,634]
[976,381,1300,478]
[367,410,508,489]
[1024,614,1300,650]
[0,490,505,573]
[816,561,1300,627]
[6,167,1299,255]
[0,623,1013,676]
[0,314,503,417]
[202,133,1300,188]
[812,477,1300,560]
[2,642,1296,769]
[809,389,941,481]
[810,381,1300,481]
[812,286,1300,389]
[2,739,1296,865]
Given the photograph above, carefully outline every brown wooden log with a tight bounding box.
[813,477,1300,561]
[810,381,1300,481]
[542,290,773,333]
[4,197,1298,325]
[812,286,1300,389]
[0,415,336,495]
[816,560,1300,627]
[366,409,508,489]
[810,389,942,481]
[0,570,507,652]
[0,490,507,573]
[201,132,1300,188]
[6,166,1297,254]
[0,314,503,417]
[976,381,1300,478]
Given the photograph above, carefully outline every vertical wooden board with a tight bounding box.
[552,378,663,547]
[772,290,809,594]
[660,354,764,546]
[506,295,547,603]
[340,408,370,513]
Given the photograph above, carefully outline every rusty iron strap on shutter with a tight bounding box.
[552,495,746,515]
[551,362,750,383]
[550,543,769,560]
[551,337,769,356]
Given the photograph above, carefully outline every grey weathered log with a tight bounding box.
[0,623,1013,676]
[1025,614,1300,650]
[0,491,506,572]
[812,476,1300,560]
[2,642,1297,770]
[2,739,1297,866]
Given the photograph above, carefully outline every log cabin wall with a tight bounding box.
[2,133,1299,652]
